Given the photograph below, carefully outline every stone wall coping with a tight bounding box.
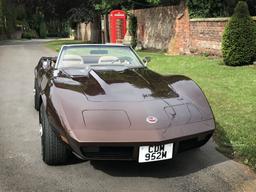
[190,17,229,22]
[190,16,256,22]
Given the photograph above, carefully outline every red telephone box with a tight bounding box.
[109,10,127,43]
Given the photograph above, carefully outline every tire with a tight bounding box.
[34,80,40,111]
[40,104,71,165]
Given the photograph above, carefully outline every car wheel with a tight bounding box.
[34,80,40,111]
[40,104,71,165]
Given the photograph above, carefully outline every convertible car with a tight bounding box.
[34,44,215,165]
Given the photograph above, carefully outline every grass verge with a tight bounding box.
[46,39,83,52]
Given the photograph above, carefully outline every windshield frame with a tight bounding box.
[55,44,145,70]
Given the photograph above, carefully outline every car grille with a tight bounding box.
[81,146,134,160]
[177,133,212,152]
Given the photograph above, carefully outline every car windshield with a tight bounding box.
[57,45,144,69]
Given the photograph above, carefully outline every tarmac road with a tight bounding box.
[0,40,256,192]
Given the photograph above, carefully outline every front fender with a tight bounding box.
[40,84,70,141]
[166,75,215,122]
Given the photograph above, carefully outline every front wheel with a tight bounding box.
[40,104,71,165]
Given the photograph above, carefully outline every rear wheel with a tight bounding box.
[40,104,71,165]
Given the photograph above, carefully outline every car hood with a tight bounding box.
[51,67,214,142]
[60,67,178,102]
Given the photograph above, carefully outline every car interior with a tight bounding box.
[61,54,132,68]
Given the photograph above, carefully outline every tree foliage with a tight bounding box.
[5,0,256,40]
[17,0,75,38]
[0,0,17,37]
[95,0,162,14]
[186,0,256,18]
[222,1,256,66]
[39,21,47,38]
[128,14,137,48]
[0,0,4,35]
[186,0,229,17]
[0,0,165,39]
[68,1,97,25]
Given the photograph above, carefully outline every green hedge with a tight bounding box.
[22,30,38,39]
[222,1,256,66]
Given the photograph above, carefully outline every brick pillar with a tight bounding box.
[168,1,190,55]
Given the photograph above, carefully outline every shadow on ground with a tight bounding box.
[88,123,230,178]
[56,122,231,178]
[214,122,234,159]
[90,145,226,178]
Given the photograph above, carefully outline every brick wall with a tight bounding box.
[189,18,228,56]
[167,7,191,55]
[131,2,255,55]
[167,11,229,55]
[131,1,229,55]
[131,2,185,50]
[188,17,256,55]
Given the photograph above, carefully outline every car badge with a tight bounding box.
[146,116,158,124]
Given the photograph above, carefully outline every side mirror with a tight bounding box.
[41,56,57,70]
[42,59,51,70]
[142,56,151,65]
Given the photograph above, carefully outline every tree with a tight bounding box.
[222,1,256,66]
[1,0,17,38]
[1,0,169,40]
[186,0,256,18]
[0,0,4,35]
[128,14,137,48]
[95,0,161,14]
[67,1,101,42]
[68,2,96,24]
[39,21,47,38]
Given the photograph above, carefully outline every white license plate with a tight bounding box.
[138,143,173,163]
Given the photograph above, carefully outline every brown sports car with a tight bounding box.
[34,44,215,165]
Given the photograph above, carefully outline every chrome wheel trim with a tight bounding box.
[39,123,43,137]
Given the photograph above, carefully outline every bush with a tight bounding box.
[46,20,70,38]
[39,22,47,38]
[186,0,229,18]
[60,31,70,38]
[222,1,256,66]
[22,30,38,39]
[128,14,137,49]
